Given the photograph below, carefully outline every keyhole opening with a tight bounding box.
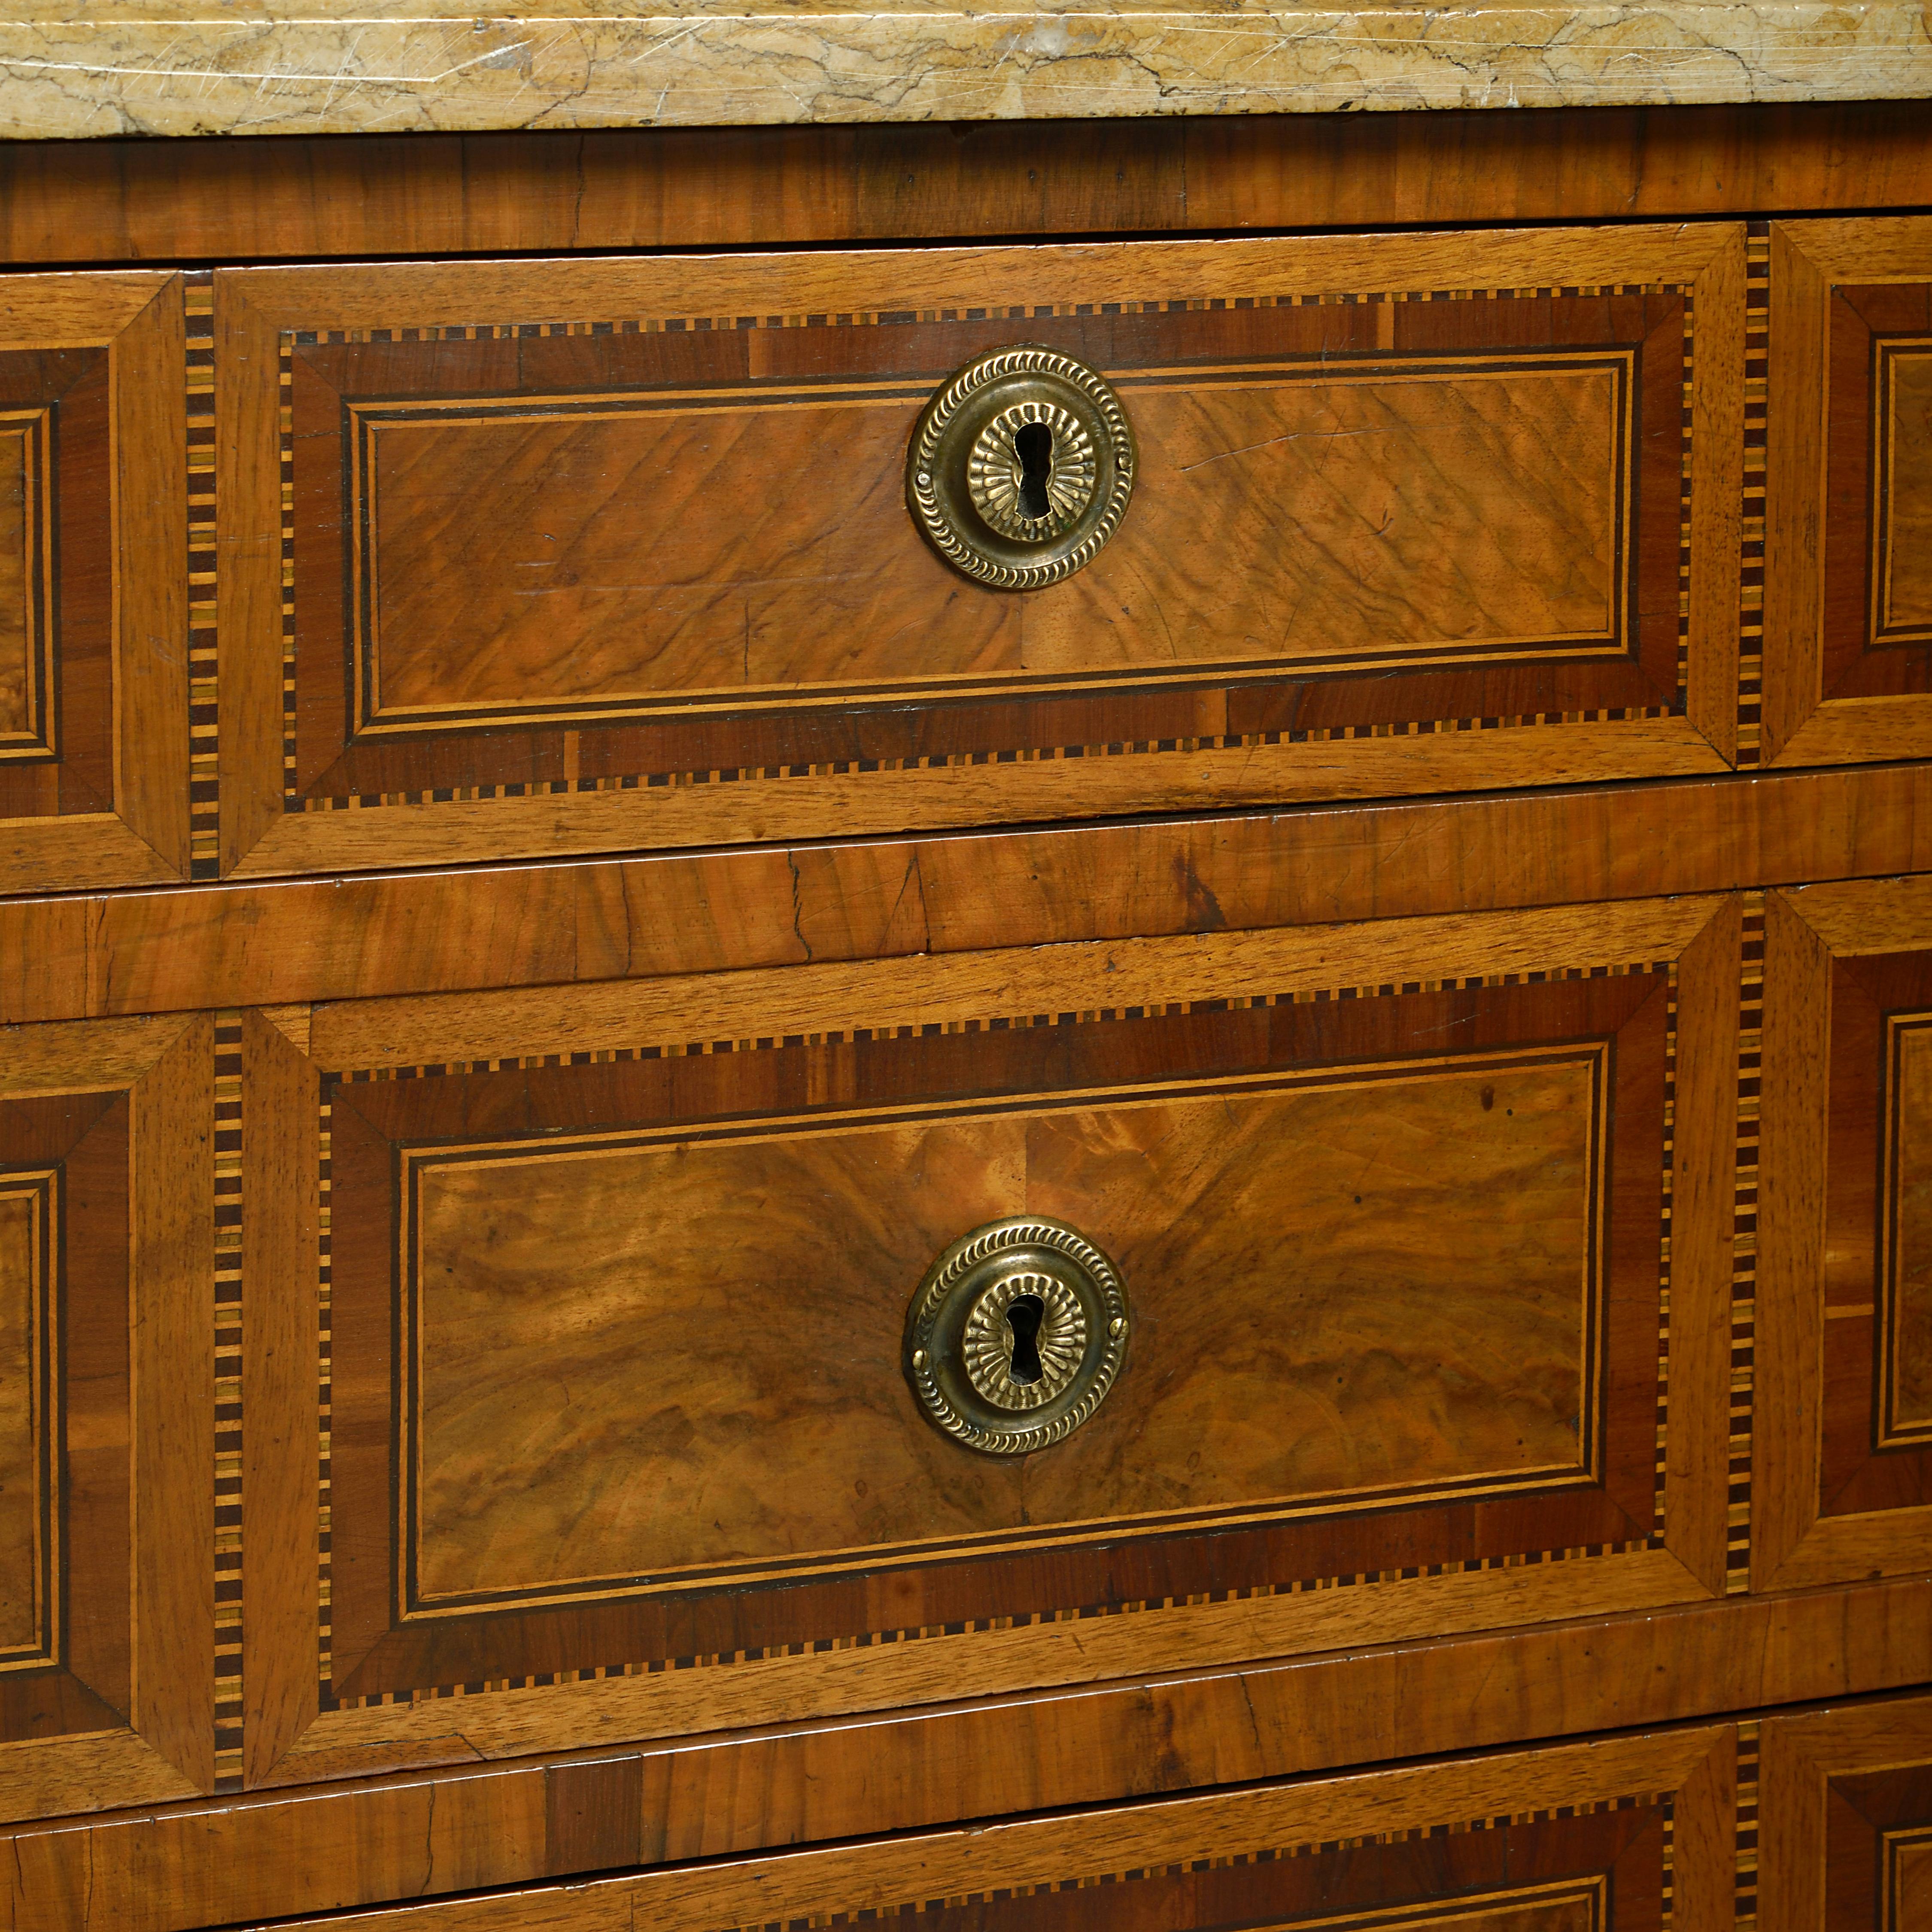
[1005,1294,1045,1384]
[1014,422,1053,520]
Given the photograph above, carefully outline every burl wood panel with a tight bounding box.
[249,922,1704,1778]
[358,355,1626,728]
[1884,1018,1932,1440]
[408,1051,1601,1608]
[219,226,1742,877]
[0,1177,51,1659]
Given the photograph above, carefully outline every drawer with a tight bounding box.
[213,224,1746,880]
[1765,214,1932,768]
[1756,875,1932,1591]
[0,271,191,894]
[0,1015,215,1822]
[221,1722,1744,1931]
[225,888,1746,1790]
[1759,1691,1932,1932]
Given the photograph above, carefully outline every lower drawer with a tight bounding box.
[216,1691,1932,1930]
[231,887,1745,1787]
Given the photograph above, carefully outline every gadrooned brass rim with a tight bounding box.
[903,1215,1130,1456]
[905,346,1136,591]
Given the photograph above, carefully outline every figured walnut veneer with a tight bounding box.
[217,225,1743,878]
[346,351,1631,732]
[402,1048,1605,1609]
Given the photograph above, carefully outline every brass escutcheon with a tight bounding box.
[905,346,1136,590]
[904,1216,1130,1455]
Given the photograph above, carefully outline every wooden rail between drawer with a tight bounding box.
[7,762,1932,1024]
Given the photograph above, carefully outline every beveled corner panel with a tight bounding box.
[0,272,191,894]
[216,225,1744,880]
[240,892,1743,1790]
[1761,1694,1932,1932]
[1754,874,1932,1592]
[0,1014,215,1826]
[226,1725,1739,1932]
[1764,216,1932,767]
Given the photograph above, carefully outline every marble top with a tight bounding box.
[1,0,1926,138]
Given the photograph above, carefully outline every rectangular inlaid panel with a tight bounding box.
[1875,340,1932,647]
[1882,1015,1932,1443]
[402,1048,1606,1613]
[0,1016,216,1825]
[0,273,190,894]
[1889,1831,1932,1930]
[1809,948,1932,1510]
[351,355,1629,732]
[219,230,1744,876]
[1839,306,1932,671]
[295,957,1682,1723]
[0,411,51,754]
[0,1170,55,1663]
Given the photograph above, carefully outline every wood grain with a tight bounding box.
[0,1690,1770,1932]
[0,1185,42,1656]
[1763,216,1932,769]
[130,1015,216,1793]
[307,894,1721,1071]
[1879,344,1932,636]
[354,355,1627,721]
[222,224,1738,877]
[0,106,1928,264]
[404,1053,1599,1605]
[1886,1021,1932,1435]
[240,1010,322,1789]
[13,766,1932,1024]
[1755,887,1932,1589]
[0,419,39,741]
[1760,1693,1932,1932]
[0,271,188,894]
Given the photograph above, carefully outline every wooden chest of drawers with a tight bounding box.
[0,105,1929,1932]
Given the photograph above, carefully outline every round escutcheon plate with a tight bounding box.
[903,1216,1130,1455]
[905,346,1136,590]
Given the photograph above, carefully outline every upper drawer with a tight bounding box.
[1764,214,1932,768]
[0,271,189,896]
[213,226,1746,880]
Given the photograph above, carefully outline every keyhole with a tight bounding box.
[1005,1294,1045,1384]
[1013,422,1053,520]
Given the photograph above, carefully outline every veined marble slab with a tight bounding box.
[0,0,1926,138]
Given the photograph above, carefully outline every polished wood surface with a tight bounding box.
[1764,216,1932,767]
[242,891,1731,1785]
[1756,875,1932,1590]
[219,225,1741,878]
[0,118,1928,1932]
[0,104,1929,264]
[32,1595,1932,1929]
[405,1051,1599,1600]
[0,272,189,895]
[1760,1692,1932,1932]
[0,1015,215,1828]
[0,764,1929,1025]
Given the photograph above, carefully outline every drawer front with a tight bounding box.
[226,1724,1741,1932]
[214,225,1744,880]
[1765,215,1932,768]
[0,271,190,894]
[1760,1693,1932,1932]
[1756,875,1932,1590]
[0,1016,214,1822]
[234,891,1744,1789]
